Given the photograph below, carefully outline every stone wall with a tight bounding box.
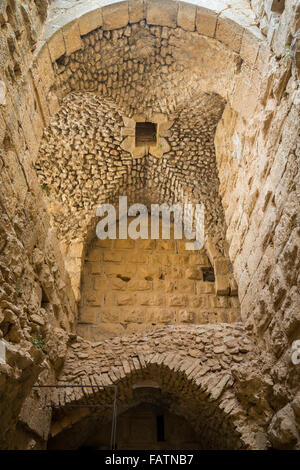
[0,0,299,450]
[78,220,240,341]
[96,404,202,450]
[49,323,272,450]
[50,403,204,450]
[0,0,77,449]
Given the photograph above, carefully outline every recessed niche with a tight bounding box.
[202,267,215,282]
[135,122,157,147]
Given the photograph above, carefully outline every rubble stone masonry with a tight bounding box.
[0,0,299,450]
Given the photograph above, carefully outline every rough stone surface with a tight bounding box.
[0,0,299,451]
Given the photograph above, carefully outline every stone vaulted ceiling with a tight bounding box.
[35,22,230,254]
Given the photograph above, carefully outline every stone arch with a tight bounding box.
[48,323,271,449]
[0,0,299,451]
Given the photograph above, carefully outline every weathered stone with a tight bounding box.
[102,2,129,30]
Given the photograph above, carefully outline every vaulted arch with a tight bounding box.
[46,323,272,449]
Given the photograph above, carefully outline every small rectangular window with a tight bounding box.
[135,122,157,147]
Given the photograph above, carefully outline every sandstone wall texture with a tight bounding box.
[78,218,240,341]
[0,0,299,450]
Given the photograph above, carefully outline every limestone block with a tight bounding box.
[270,0,285,14]
[176,280,195,294]
[178,309,194,323]
[186,267,202,280]
[205,239,222,264]
[189,295,208,308]
[268,404,299,449]
[216,11,245,53]
[137,265,160,279]
[78,10,103,36]
[0,80,6,105]
[210,295,229,309]
[146,0,178,28]
[68,242,84,259]
[139,293,164,307]
[129,0,145,23]
[114,239,134,249]
[110,278,127,290]
[215,275,230,296]
[255,43,271,75]
[127,280,152,291]
[138,239,156,250]
[103,252,122,262]
[31,75,50,125]
[131,145,147,158]
[232,65,260,118]
[196,281,215,294]
[80,307,98,323]
[19,394,51,440]
[104,264,136,276]
[165,266,183,279]
[90,263,103,275]
[152,253,170,265]
[47,89,60,117]
[102,1,129,30]
[5,150,28,205]
[34,45,55,93]
[123,252,148,264]
[0,339,33,369]
[121,135,135,152]
[156,240,176,251]
[209,374,230,400]
[158,309,175,323]
[177,3,196,32]
[150,137,170,158]
[158,119,174,135]
[240,27,263,66]
[121,127,135,136]
[214,258,228,275]
[117,293,134,306]
[196,7,218,37]
[94,278,108,290]
[86,247,101,262]
[169,294,187,307]
[63,21,82,55]
[95,239,112,248]
[122,116,136,128]
[101,309,120,323]
[0,340,6,364]
[48,29,65,62]
[86,291,104,307]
